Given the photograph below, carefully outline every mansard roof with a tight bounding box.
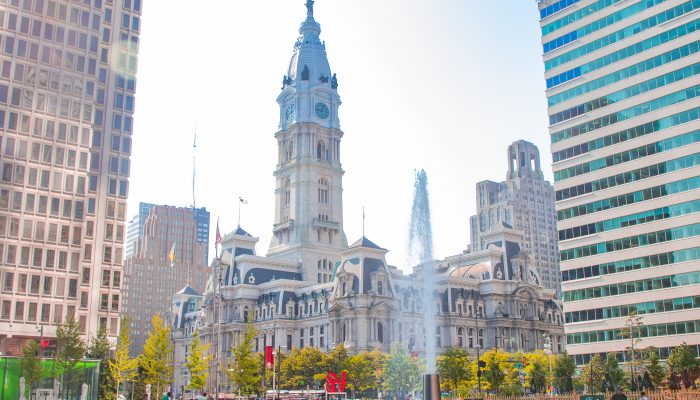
[349,236,384,250]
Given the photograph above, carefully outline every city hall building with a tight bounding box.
[171,2,565,392]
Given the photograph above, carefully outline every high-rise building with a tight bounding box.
[470,140,560,292]
[0,0,142,353]
[121,204,209,355]
[538,0,700,364]
[124,202,210,263]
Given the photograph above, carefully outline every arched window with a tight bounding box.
[377,322,384,343]
[285,140,293,162]
[342,323,347,342]
[457,327,463,347]
[377,280,383,295]
[318,177,329,204]
[342,282,346,296]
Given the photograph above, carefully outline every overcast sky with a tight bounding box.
[128,0,550,270]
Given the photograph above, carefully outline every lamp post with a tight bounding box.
[543,334,553,393]
[214,251,232,400]
[474,302,483,395]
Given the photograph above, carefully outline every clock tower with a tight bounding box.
[268,0,347,281]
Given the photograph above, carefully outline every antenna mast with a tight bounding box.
[192,124,197,210]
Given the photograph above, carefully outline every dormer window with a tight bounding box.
[377,280,383,295]
[342,282,346,296]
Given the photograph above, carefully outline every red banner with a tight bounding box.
[265,346,274,369]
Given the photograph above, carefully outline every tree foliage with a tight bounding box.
[553,352,576,393]
[185,331,212,391]
[225,317,262,395]
[55,314,86,397]
[140,313,174,398]
[437,347,471,393]
[645,350,665,389]
[109,317,139,400]
[603,353,625,391]
[381,345,421,396]
[581,354,605,393]
[87,326,115,400]
[280,346,327,389]
[667,342,700,389]
[20,340,44,398]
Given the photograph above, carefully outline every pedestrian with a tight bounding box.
[163,392,173,400]
[611,387,627,400]
[640,392,649,400]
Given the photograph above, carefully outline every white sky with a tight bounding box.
[128,0,551,270]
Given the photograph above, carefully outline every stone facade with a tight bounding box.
[470,140,560,293]
[170,3,565,394]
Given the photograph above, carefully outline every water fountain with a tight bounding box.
[408,169,441,400]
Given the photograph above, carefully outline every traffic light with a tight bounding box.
[522,356,528,367]
[478,360,486,368]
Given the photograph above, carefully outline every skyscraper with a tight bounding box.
[470,140,560,292]
[0,0,142,353]
[121,204,209,355]
[124,202,210,263]
[538,0,700,364]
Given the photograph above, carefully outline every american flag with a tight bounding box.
[215,218,221,244]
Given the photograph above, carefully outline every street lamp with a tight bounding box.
[214,251,232,400]
[543,334,553,393]
[474,302,483,395]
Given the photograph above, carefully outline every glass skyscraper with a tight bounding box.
[0,0,141,352]
[539,0,700,364]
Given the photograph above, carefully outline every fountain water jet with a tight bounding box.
[408,169,441,400]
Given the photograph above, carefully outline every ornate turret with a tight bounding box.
[269,1,347,281]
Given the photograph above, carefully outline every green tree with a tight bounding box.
[20,340,44,399]
[185,331,212,391]
[109,317,139,400]
[279,346,328,389]
[667,342,700,389]
[140,314,174,398]
[581,354,605,393]
[86,326,115,400]
[130,366,148,400]
[619,311,644,389]
[55,314,86,398]
[225,317,262,395]
[436,347,471,394]
[645,350,665,389]
[604,353,625,391]
[553,352,576,393]
[382,345,421,398]
[322,344,350,375]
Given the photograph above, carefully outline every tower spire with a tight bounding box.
[305,0,314,17]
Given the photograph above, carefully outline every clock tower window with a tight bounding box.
[282,178,291,206]
[317,177,329,204]
[316,140,329,160]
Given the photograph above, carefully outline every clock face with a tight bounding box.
[285,104,295,121]
[314,102,330,119]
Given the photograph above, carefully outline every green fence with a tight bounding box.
[0,357,100,400]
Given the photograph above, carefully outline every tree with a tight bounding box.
[225,317,262,395]
[619,311,644,389]
[185,331,212,391]
[109,317,139,400]
[581,354,605,393]
[603,353,625,391]
[346,352,379,396]
[645,350,665,389]
[322,343,350,376]
[437,347,470,394]
[382,345,421,398]
[667,342,699,389]
[140,314,174,398]
[55,314,86,398]
[524,351,549,393]
[87,326,115,400]
[20,340,43,399]
[279,346,328,389]
[479,349,509,393]
[553,352,576,393]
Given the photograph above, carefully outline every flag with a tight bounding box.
[168,242,175,267]
[239,196,248,205]
[215,218,221,244]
